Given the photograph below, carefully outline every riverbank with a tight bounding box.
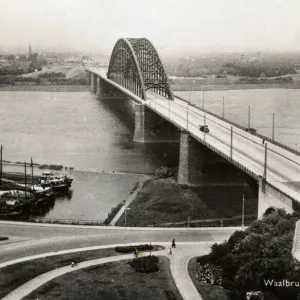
[171,81,300,91]
[0,84,89,92]
[115,177,257,227]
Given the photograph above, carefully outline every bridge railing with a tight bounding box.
[175,95,300,157]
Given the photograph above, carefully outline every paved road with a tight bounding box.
[0,222,235,263]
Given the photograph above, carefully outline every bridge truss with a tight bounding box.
[107,38,174,101]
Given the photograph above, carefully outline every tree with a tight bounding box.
[7,54,15,61]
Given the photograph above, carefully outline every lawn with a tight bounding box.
[0,245,162,298]
[116,178,257,227]
[188,257,229,300]
[0,248,116,298]
[24,257,183,300]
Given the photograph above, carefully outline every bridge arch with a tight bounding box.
[107,38,174,101]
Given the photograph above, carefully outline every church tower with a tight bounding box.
[29,43,32,57]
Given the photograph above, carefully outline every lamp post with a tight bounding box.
[186,105,189,130]
[248,105,251,131]
[262,143,268,192]
[204,113,207,142]
[242,195,245,229]
[0,145,2,186]
[230,126,233,161]
[222,97,225,118]
[124,207,131,244]
[272,113,275,141]
[202,91,204,110]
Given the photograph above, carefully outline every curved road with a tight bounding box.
[0,221,236,263]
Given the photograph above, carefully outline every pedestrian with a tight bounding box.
[134,248,138,258]
[172,238,176,248]
[71,259,75,267]
[169,248,172,255]
[262,139,265,144]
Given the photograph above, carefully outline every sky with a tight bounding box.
[0,0,300,56]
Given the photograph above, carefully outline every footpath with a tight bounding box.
[0,242,212,300]
[109,176,150,225]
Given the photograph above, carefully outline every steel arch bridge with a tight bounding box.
[107,38,174,101]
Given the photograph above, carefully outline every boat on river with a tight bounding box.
[39,171,73,192]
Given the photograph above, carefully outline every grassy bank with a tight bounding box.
[188,257,229,300]
[0,84,89,92]
[24,257,183,300]
[116,178,257,227]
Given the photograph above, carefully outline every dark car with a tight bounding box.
[246,128,257,134]
[199,125,209,133]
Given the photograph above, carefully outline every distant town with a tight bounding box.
[1,44,300,91]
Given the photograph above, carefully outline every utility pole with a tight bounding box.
[31,157,34,191]
[230,126,233,161]
[263,143,268,192]
[186,105,189,130]
[0,145,2,185]
[248,105,250,130]
[24,161,27,199]
[242,195,245,229]
[222,97,225,118]
[204,113,206,142]
[272,113,275,141]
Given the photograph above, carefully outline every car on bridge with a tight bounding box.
[199,125,209,133]
[246,128,257,134]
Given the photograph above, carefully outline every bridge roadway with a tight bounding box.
[89,67,300,203]
[0,222,235,263]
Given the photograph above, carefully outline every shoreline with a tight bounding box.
[171,82,300,91]
[1,83,300,93]
[0,84,89,92]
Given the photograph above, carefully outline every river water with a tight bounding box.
[0,91,177,221]
[1,89,299,221]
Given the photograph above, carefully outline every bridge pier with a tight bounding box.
[177,131,207,185]
[133,104,179,143]
[90,73,97,93]
[258,177,294,218]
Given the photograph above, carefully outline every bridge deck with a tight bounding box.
[88,67,300,203]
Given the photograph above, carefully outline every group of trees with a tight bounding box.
[220,62,297,78]
[197,210,300,300]
[165,54,299,79]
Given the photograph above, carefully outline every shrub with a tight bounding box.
[228,230,248,248]
[115,244,153,253]
[128,255,159,273]
[155,166,174,179]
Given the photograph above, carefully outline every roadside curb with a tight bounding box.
[0,221,244,231]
